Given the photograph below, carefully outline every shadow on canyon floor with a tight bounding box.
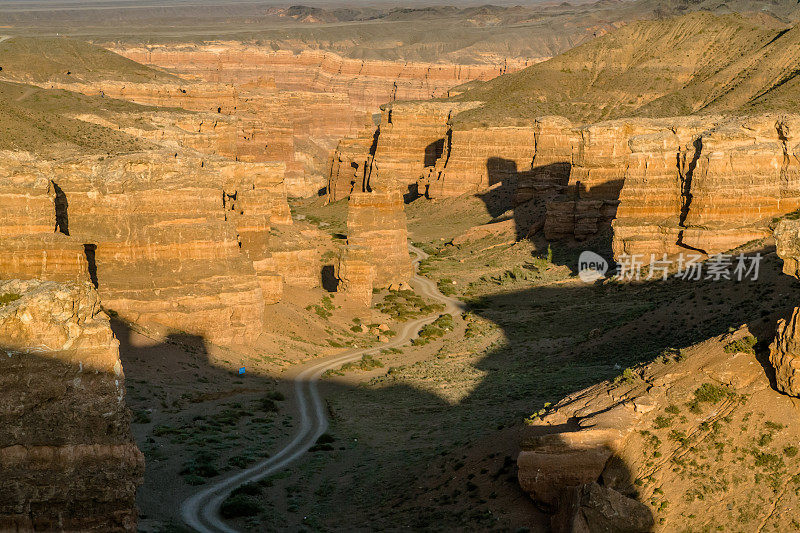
[114,239,799,531]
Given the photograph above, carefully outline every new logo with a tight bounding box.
[578,251,608,283]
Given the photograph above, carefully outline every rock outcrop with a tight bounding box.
[771,219,800,396]
[519,327,799,531]
[770,308,800,397]
[775,218,800,279]
[327,131,377,203]
[346,191,413,287]
[337,245,376,307]
[0,279,143,531]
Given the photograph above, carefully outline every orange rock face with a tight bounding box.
[0,279,143,532]
[353,108,800,260]
[0,151,293,346]
[51,79,372,198]
[613,115,800,260]
[346,192,413,287]
[337,245,377,307]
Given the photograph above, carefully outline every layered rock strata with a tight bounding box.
[336,245,376,307]
[343,108,800,259]
[0,150,293,346]
[51,79,372,197]
[346,192,413,287]
[613,115,800,259]
[110,45,524,112]
[0,279,143,532]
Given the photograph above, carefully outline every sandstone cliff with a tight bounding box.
[109,45,524,113]
[346,191,413,288]
[0,150,293,346]
[45,79,371,198]
[342,106,800,262]
[614,115,800,259]
[0,279,143,531]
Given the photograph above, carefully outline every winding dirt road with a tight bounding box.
[181,243,465,532]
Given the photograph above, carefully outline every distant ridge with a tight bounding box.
[450,12,800,125]
[0,37,177,84]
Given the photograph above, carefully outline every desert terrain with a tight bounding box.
[6,1,800,532]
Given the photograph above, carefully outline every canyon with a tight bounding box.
[6,4,800,532]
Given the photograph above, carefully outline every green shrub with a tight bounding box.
[310,433,336,452]
[180,451,220,478]
[694,383,731,403]
[0,293,21,306]
[324,354,383,376]
[227,455,252,468]
[437,278,457,296]
[414,314,455,345]
[131,409,151,424]
[723,336,757,355]
[687,383,734,413]
[653,416,673,429]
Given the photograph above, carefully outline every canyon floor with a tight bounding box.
[122,189,800,532]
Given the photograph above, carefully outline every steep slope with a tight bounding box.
[0,36,177,84]
[0,80,159,156]
[451,13,783,125]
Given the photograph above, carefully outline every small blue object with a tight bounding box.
[238,367,246,375]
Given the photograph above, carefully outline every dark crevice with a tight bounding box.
[423,138,445,167]
[83,244,98,289]
[51,181,69,236]
[369,127,380,157]
[678,137,702,229]
[676,137,707,254]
